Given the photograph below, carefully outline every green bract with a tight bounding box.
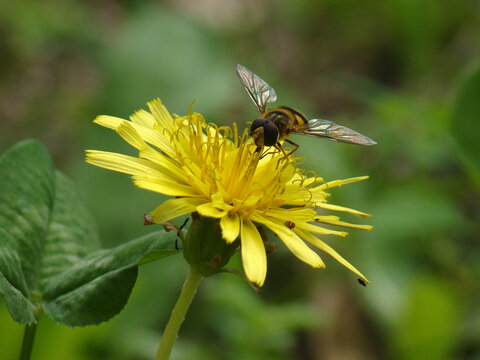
[182,214,238,277]
[0,140,179,327]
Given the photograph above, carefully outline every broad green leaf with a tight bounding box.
[0,140,179,326]
[0,229,37,324]
[451,62,480,169]
[40,171,101,289]
[43,230,178,326]
[0,140,55,323]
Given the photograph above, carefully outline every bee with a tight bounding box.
[235,64,376,156]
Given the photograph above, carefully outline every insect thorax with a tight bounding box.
[262,106,308,140]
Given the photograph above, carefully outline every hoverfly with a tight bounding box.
[235,64,376,156]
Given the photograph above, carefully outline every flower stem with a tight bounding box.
[19,324,37,360]
[155,267,203,360]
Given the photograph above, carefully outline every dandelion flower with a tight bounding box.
[86,99,372,286]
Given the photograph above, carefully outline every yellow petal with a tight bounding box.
[196,202,228,218]
[85,150,191,197]
[297,222,348,237]
[315,217,373,231]
[117,122,147,150]
[314,176,369,191]
[315,215,340,222]
[210,192,228,208]
[85,151,162,178]
[133,176,199,197]
[130,109,156,127]
[150,197,206,223]
[286,173,324,187]
[93,116,175,157]
[93,115,124,129]
[241,219,267,286]
[297,228,369,283]
[139,147,187,184]
[316,203,372,218]
[220,212,240,243]
[147,99,176,132]
[263,207,316,223]
[276,188,317,206]
[253,215,324,269]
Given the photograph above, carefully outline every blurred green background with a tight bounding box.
[1,0,480,359]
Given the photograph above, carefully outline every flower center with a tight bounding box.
[169,113,296,214]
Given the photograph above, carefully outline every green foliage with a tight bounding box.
[0,140,56,324]
[42,231,178,327]
[1,1,480,359]
[452,62,480,170]
[200,276,322,360]
[392,277,461,360]
[99,7,233,116]
[0,140,179,327]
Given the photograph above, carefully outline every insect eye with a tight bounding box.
[250,118,278,147]
[262,121,279,146]
[250,118,268,133]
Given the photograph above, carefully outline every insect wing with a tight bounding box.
[297,119,377,146]
[236,64,277,114]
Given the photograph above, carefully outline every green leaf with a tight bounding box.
[0,140,55,323]
[0,140,179,326]
[43,230,178,326]
[451,61,480,169]
[0,230,37,324]
[41,171,101,289]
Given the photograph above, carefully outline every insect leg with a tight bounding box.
[175,217,190,250]
[273,143,290,169]
[274,140,300,168]
[283,139,300,157]
[274,143,288,157]
[260,145,281,159]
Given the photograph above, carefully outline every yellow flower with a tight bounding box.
[86,99,372,286]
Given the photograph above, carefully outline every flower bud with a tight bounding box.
[182,213,238,277]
